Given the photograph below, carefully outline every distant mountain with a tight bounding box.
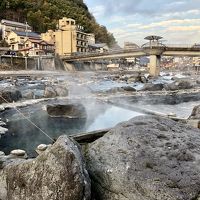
[0,0,116,46]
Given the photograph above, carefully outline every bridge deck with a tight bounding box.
[62,46,200,61]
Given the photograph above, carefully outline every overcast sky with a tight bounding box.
[84,0,200,47]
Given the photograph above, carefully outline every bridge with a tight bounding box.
[61,36,200,76]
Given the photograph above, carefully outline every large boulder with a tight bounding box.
[86,116,200,200]
[189,105,200,119]
[0,135,91,200]
[0,89,22,103]
[164,80,193,91]
[46,103,87,119]
[141,83,164,91]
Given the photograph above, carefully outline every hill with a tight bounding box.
[0,0,116,46]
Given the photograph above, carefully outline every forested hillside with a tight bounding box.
[0,0,116,46]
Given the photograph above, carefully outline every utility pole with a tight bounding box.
[25,21,28,39]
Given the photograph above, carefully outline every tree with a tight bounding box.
[0,0,116,46]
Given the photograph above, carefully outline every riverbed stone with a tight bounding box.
[0,89,22,103]
[141,83,164,91]
[43,86,57,98]
[0,151,5,157]
[86,116,200,200]
[0,135,91,200]
[121,86,136,92]
[54,85,68,97]
[189,105,200,119]
[165,80,193,91]
[46,103,87,119]
[21,90,34,99]
[36,144,48,151]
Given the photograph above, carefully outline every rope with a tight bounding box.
[0,95,54,142]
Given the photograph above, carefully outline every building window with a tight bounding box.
[34,43,38,48]
[12,45,14,50]
[26,44,29,47]
[10,38,15,43]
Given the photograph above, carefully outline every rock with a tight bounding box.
[164,82,179,91]
[121,86,136,92]
[46,103,87,119]
[127,77,137,83]
[54,85,68,97]
[182,72,191,76]
[10,149,26,157]
[119,75,128,82]
[22,90,34,99]
[0,135,91,200]
[36,144,48,151]
[0,89,22,104]
[196,79,200,85]
[141,83,164,91]
[189,105,200,119]
[36,144,49,155]
[106,87,124,93]
[0,151,5,157]
[43,86,57,98]
[135,73,148,83]
[0,126,8,135]
[177,80,193,89]
[86,116,200,200]
[165,80,193,91]
[140,76,147,83]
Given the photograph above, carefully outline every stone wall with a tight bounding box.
[63,61,108,71]
[0,56,56,71]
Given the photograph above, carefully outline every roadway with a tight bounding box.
[62,45,200,62]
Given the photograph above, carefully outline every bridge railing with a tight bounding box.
[63,48,143,59]
[141,42,166,48]
[164,44,195,48]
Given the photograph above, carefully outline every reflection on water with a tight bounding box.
[0,100,143,156]
[134,100,200,118]
[87,106,143,131]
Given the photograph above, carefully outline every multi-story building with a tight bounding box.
[86,33,95,45]
[88,43,109,53]
[124,42,139,50]
[6,30,54,56]
[76,25,88,53]
[22,38,54,56]
[0,19,32,40]
[6,31,40,51]
[42,17,95,56]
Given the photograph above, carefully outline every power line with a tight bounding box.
[0,95,54,142]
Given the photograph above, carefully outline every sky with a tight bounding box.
[84,0,200,47]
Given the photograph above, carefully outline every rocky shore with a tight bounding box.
[1,115,200,199]
[0,70,200,199]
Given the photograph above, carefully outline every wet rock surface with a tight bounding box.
[86,116,200,200]
[189,105,200,119]
[0,75,69,103]
[0,135,91,200]
[46,103,87,119]
[141,83,164,91]
[0,88,22,103]
[164,80,193,91]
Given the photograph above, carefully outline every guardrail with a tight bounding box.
[164,44,195,48]
[62,48,143,60]
[62,43,200,60]
[141,42,166,48]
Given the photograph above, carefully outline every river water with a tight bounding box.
[0,71,198,156]
[0,99,144,156]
